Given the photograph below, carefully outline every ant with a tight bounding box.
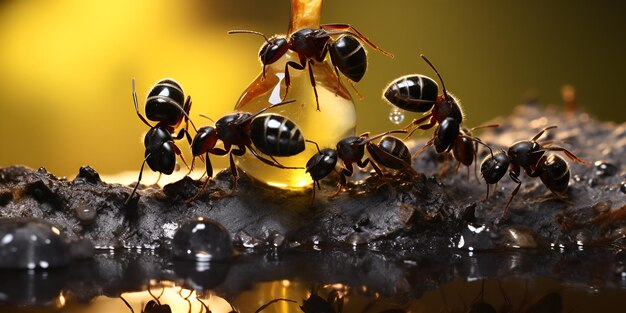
[189,99,305,198]
[229,24,393,111]
[126,78,194,205]
[384,54,495,178]
[305,130,412,202]
[383,54,463,139]
[417,124,498,179]
[480,125,589,218]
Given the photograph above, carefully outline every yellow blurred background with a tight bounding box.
[1,0,624,179]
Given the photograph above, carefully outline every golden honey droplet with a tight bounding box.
[234,0,356,189]
[235,53,356,189]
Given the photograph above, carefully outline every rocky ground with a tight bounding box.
[0,104,624,252]
[1,104,626,307]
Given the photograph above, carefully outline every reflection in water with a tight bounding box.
[1,247,625,312]
[1,277,621,313]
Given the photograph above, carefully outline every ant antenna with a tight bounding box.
[199,114,216,124]
[306,140,321,153]
[420,54,450,100]
[228,30,271,43]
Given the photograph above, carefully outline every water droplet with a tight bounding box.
[500,226,542,248]
[172,217,232,262]
[388,107,405,125]
[594,161,618,177]
[73,202,96,225]
[345,232,369,247]
[0,218,70,269]
[621,180,626,194]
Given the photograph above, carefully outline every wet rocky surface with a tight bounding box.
[0,104,625,309]
[0,105,624,251]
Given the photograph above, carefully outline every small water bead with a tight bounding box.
[0,218,70,269]
[388,107,406,125]
[73,202,97,225]
[172,217,233,262]
[594,161,618,177]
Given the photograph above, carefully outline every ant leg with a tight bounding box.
[131,78,153,128]
[403,113,432,132]
[228,148,246,194]
[482,184,490,202]
[502,172,522,219]
[172,143,190,170]
[331,169,348,198]
[125,154,150,205]
[307,59,321,111]
[309,181,318,208]
[188,153,217,201]
[247,145,303,169]
[283,60,306,101]
[412,139,434,159]
[254,299,298,313]
[185,157,196,176]
[119,295,135,313]
[543,146,590,165]
[196,297,210,313]
[333,63,341,96]
[154,172,162,186]
[320,24,394,57]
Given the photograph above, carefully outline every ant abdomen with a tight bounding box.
[383,75,438,112]
[329,35,367,82]
[539,154,570,194]
[250,114,305,157]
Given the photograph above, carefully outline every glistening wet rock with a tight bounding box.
[0,105,624,250]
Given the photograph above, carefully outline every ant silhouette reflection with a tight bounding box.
[120,285,211,313]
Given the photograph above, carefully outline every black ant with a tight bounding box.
[189,99,305,198]
[385,54,495,177]
[126,78,194,204]
[305,130,412,202]
[417,124,498,179]
[480,125,589,218]
[229,24,393,111]
[383,54,463,138]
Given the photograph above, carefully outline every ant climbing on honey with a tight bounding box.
[126,78,194,205]
[480,125,590,218]
[189,99,305,199]
[229,24,393,111]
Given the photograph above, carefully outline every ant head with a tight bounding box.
[259,37,289,65]
[227,30,288,66]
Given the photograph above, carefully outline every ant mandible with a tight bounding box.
[229,24,393,111]
[189,99,305,199]
[480,125,590,218]
[126,78,194,205]
[305,130,413,202]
